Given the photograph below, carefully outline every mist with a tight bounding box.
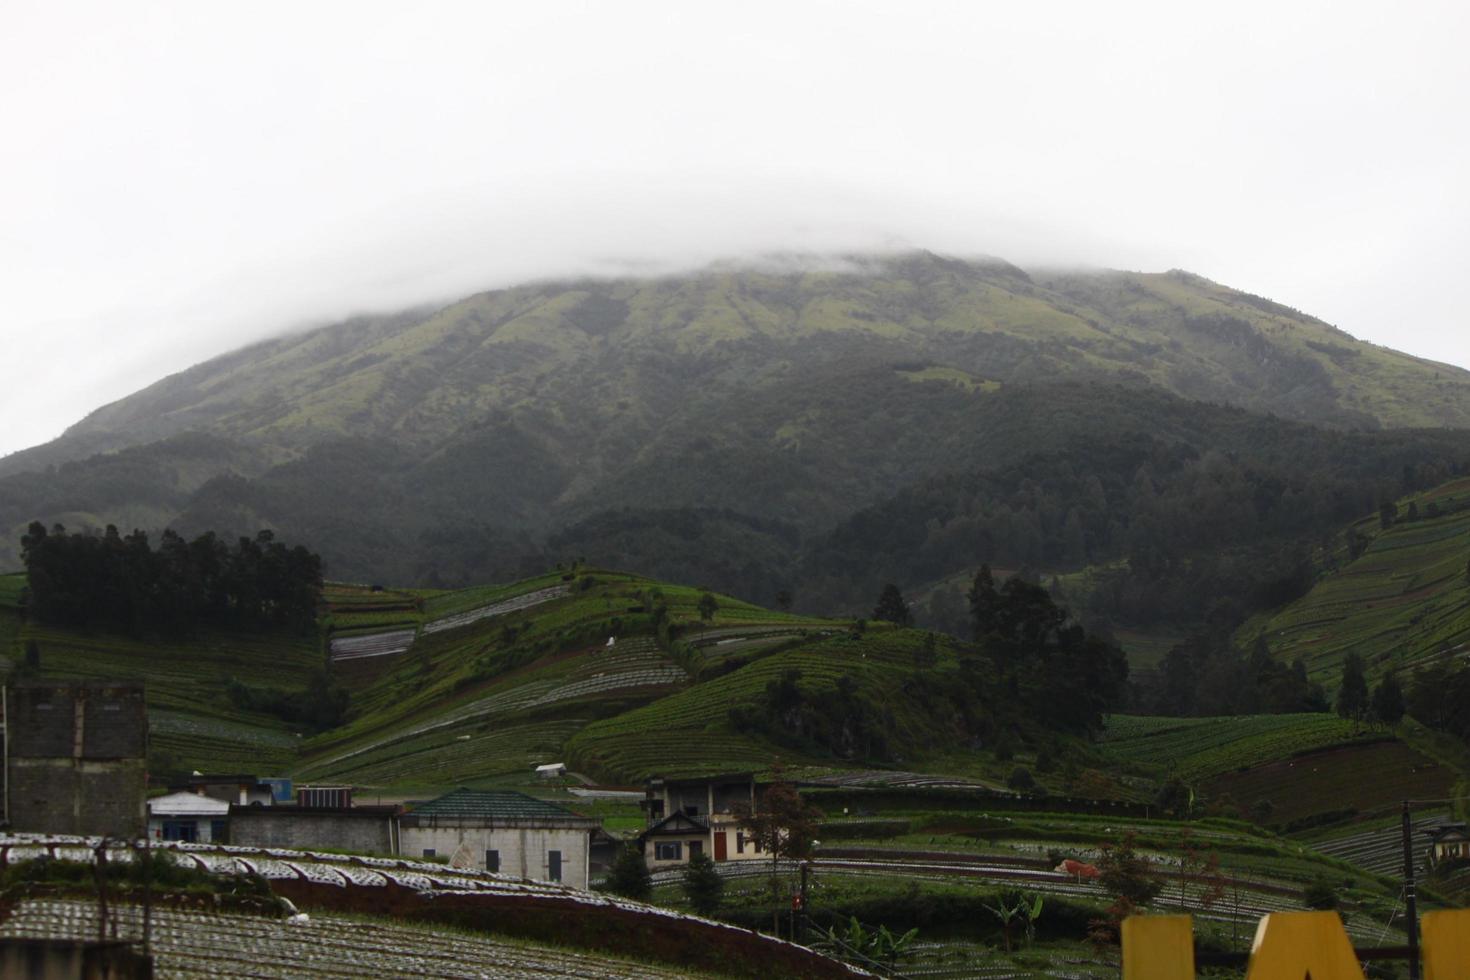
[3,0,1468,458]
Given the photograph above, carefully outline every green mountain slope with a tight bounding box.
[1242,476,1470,682]
[4,251,1470,618]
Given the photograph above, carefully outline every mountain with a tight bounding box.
[4,251,1470,626]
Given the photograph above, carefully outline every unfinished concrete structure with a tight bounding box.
[2,681,148,837]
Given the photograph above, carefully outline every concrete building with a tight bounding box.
[2,681,147,837]
[398,788,599,888]
[230,803,399,853]
[148,790,230,843]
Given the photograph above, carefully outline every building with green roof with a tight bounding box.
[399,788,601,888]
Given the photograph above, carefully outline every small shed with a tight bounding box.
[148,791,230,843]
[534,763,567,780]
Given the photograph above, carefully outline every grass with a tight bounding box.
[1240,477,1470,683]
[1098,713,1372,781]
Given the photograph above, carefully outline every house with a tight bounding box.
[2,681,148,836]
[1427,823,1470,867]
[638,773,767,867]
[398,788,600,888]
[148,791,230,843]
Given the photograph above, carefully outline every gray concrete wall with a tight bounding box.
[398,824,590,887]
[229,810,395,854]
[8,758,147,837]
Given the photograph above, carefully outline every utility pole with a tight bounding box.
[1402,800,1419,980]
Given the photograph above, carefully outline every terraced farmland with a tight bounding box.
[1204,740,1453,827]
[1309,811,1452,875]
[1098,713,1371,780]
[566,630,926,781]
[1244,478,1470,682]
[1,900,717,979]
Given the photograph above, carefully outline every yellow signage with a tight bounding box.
[1122,910,1470,980]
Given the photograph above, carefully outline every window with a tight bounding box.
[210,820,228,843]
[688,840,703,858]
[485,850,500,872]
[547,850,562,882]
[654,841,682,861]
[161,821,197,842]
[422,848,436,858]
[736,832,745,855]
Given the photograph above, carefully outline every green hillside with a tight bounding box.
[1242,476,1470,682]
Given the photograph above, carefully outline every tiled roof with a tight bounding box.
[408,788,584,821]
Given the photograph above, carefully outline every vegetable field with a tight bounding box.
[1098,713,1371,780]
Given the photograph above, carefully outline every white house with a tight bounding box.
[397,788,599,889]
[147,791,230,843]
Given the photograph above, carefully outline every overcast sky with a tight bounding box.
[3,0,1468,458]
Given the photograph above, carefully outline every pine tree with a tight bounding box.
[872,583,912,627]
[605,844,652,901]
[1370,672,1405,727]
[1335,653,1369,725]
[682,850,724,915]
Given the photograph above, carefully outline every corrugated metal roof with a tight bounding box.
[408,788,583,821]
[148,792,231,816]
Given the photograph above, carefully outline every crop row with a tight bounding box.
[422,585,571,635]
[1,899,693,979]
[1099,713,1365,778]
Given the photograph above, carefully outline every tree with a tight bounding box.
[1097,832,1162,908]
[605,844,652,901]
[775,589,793,612]
[682,850,724,915]
[23,639,40,672]
[1370,672,1405,727]
[872,583,912,627]
[1380,501,1398,528]
[697,591,719,623]
[1007,766,1036,793]
[737,765,823,934]
[967,565,1001,641]
[1335,653,1369,726]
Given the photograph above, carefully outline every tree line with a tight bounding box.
[20,522,322,635]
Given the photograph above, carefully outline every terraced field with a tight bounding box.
[1204,740,1453,827]
[1098,713,1372,781]
[566,629,929,781]
[1308,811,1452,875]
[1243,478,1470,682]
[13,621,321,772]
[299,635,690,785]
[1,900,715,979]
[0,835,854,979]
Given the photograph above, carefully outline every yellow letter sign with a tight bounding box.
[1122,909,1470,980]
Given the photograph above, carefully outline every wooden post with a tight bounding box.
[1403,800,1420,980]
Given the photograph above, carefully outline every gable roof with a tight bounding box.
[408,788,584,822]
[1427,823,1469,842]
[639,811,710,840]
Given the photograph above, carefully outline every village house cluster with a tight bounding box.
[1,681,784,893]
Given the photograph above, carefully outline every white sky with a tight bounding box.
[2,0,1468,458]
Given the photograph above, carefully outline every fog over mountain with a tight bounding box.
[3,1,1468,458]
